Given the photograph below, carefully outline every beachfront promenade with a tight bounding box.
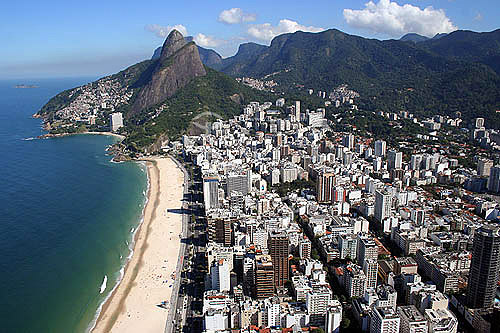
[165,156,190,333]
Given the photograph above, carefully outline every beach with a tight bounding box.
[92,157,184,333]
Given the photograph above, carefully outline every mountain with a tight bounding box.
[37,29,268,153]
[214,28,500,127]
[124,67,269,152]
[211,42,268,73]
[130,30,206,114]
[420,29,500,74]
[152,37,223,68]
[432,33,448,40]
[400,33,429,43]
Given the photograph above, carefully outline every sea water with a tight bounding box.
[0,78,148,332]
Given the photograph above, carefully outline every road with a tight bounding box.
[165,156,190,333]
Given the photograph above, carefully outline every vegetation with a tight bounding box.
[271,178,316,198]
[123,67,272,151]
[217,28,500,127]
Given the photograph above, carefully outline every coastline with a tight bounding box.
[38,131,125,141]
[91,157,184,333]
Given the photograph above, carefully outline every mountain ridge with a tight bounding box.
[213,28,500,127]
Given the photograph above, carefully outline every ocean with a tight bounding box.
[0,78,148,332]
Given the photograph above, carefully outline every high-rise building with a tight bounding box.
[488,166,500,193]
[363,259,379,289]
[280,164,298,183]
[208,218,234,247]
[375,190,392,223]
[295,100,301,121]
[227,170,251,197]
[477,159,493,177]
[374,140,387,157]
[333,186,346,203]
[255,255,274,299]
[410,154,422,171]
[345,265,367,298]
[306,284,332,325]
[424,309,457,333]
[299,238,312,259]
[370,307,400,333]
[210,259,231,292]
[109,112,123,132]
[326,300,343,333]
[397,305,428,333]
[357,236,379,265]
[388,150,403,171]
[243,257,255,297]
[339,234,358,260]
[316,171,335,203]
[268,233,289,288]
[203,176,219,211]
[342,133,355,151]
[466,226,500,309]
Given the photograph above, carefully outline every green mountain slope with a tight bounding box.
[217,29,500,127]
[124,67,270,152]
[419,29,500,74]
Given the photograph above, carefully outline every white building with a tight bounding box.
[306,285,332,316]
[203,176,219,211]
[370,306,400,333]
[374,140,387,157]
[204,308,229,332]
[210,259,230,292]
[398,305,428,333]
[375,190,392,223]
[388,150,402,171]
[109,112,123,132]
[424,308,457,333]
[326,300,342,333]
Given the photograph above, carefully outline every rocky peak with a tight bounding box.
[160,29,188,60]
[131,30,206,115]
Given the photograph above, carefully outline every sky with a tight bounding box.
[1,0,498,79]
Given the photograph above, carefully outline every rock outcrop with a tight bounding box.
[131,29,206,114]
[152,37,223,68]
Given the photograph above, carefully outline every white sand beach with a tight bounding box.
[92,157,184,333]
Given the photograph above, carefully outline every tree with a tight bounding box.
[341,317,351,329]
[311,328,325,333]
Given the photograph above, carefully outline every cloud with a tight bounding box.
[247,19,325,42]
[193,33,224,48]
[145,24,188,38]
[343,0,457,38]
[218,8,257,24]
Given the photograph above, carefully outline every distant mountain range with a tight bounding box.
[38,27,500,153]
[206,28,500,126]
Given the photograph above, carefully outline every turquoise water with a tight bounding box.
[0,79,148,332]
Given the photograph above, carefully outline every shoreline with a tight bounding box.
[86,160,150,332]
[91,157,184,333]
[38,131,125,141]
